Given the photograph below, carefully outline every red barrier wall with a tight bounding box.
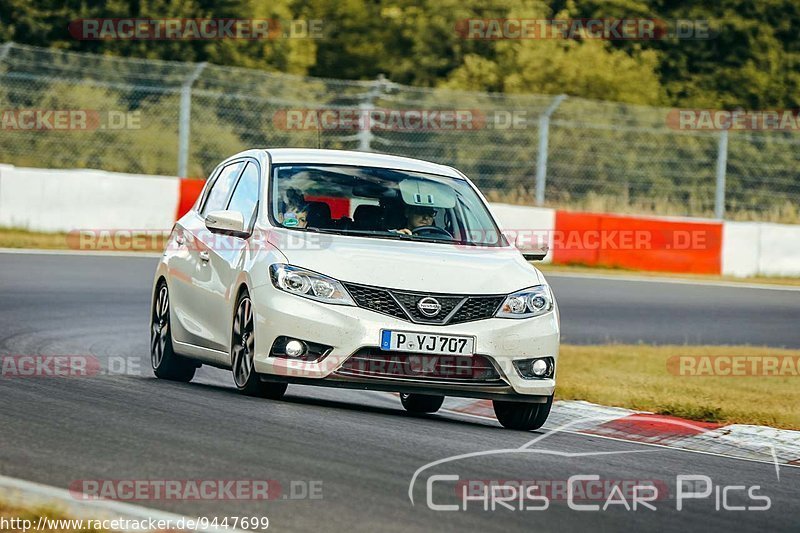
[550,212,602,266]
[552,211,723,274]
[176,179,205,220]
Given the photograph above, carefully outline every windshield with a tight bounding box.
[270,164,507,246]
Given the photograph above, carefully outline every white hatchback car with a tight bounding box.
[151,149,559,430]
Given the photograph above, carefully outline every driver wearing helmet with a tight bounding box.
[393,205,438,235]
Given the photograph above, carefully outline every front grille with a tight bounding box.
[345,284,407,320]
[342,282,504,325]
[334,349,504,385]
[450,296,505,324]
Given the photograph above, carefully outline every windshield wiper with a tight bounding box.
[308,228,386,236]
[308,227,413,239]
[306,227,451,245]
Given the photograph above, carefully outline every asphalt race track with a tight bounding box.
[550,273,800,348]
[0,251,798,532]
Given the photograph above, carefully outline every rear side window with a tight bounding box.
[202,162,244,215]
[226,162,260,227]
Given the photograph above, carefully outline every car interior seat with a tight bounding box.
[305,201,332,228]
[352,204,384,230]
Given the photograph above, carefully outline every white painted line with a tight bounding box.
[0,474,249,533]
[544,271,800,292]
[0,248,161,258]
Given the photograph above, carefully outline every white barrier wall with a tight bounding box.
[722,221,800,277]
[0,165,180,232]
[755,223,800,277]
[1,164,800,277]
[722,222,762,277]
[488,203,555,263]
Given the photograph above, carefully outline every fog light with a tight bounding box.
[270,336,332,362]
[285,340,306,358]
[531,359,548,377]
[513,357,554,379]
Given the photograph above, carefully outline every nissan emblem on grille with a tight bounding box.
[416,297,442,317]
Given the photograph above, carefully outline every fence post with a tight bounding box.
[357,100,374,152]
[714,128,729,219]
[0,42,13,63]
[535,94,566,206]
[177,62,208,178]
[358,74,386,152]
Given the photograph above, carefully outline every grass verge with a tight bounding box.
[557,344,800,429]
[0,228,166,253]
[0,229,69,250]
[0,501,107,532]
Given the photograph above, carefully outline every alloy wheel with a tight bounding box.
[150,285,170,369]
[232,296,255,388]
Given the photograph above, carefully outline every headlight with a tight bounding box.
[496,285,553,319]
[270,264,355,306]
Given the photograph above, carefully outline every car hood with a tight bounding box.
[268,228,543,294]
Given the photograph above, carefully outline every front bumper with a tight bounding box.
[251,284,559,399]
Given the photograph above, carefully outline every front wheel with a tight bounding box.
[231,291,287,400]
[150,282,196,382]
[400,393,444,414]
[493,395,553,430]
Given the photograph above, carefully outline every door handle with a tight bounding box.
[199,251,210,262]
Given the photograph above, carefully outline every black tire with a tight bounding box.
[231,290,287,399]
[400,393,445,414]
[493,395,553,430]
[150,281,196,382]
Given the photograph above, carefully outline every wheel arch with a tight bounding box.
[230,282,251,335]
[234,282,250,304]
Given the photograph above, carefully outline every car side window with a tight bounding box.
[226,162,260,228]
[201,161,244,216]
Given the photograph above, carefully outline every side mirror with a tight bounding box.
[205,210,249,238]
[515,234,549,261]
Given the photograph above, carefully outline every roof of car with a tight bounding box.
[263,149,464,179]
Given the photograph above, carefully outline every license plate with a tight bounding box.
[380,330,475,356]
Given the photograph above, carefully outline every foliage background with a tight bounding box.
[2,0,798,109]
[0,1,798,221]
